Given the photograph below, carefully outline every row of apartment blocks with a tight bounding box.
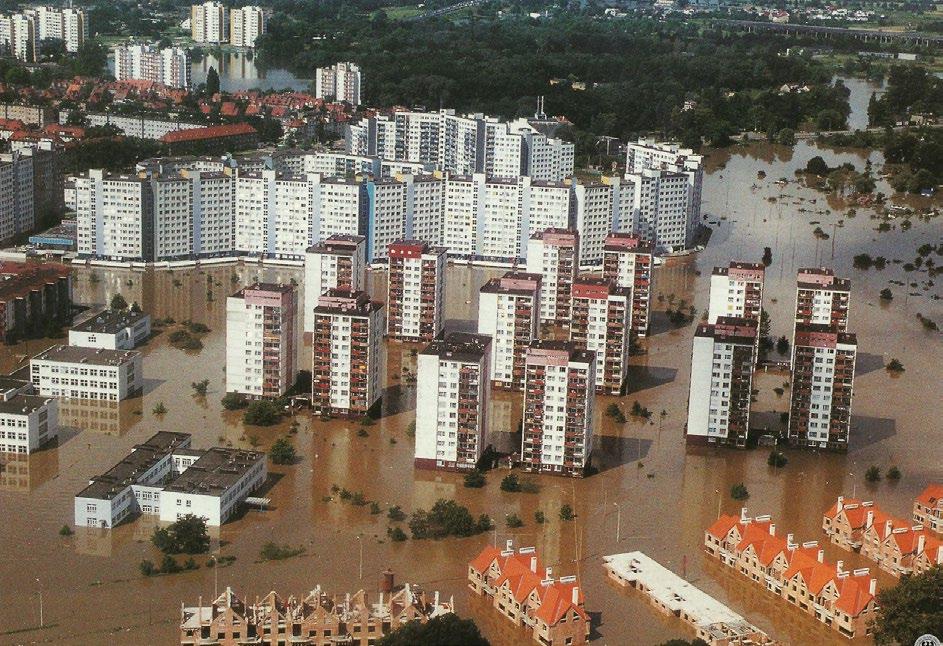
[75,431,266,528]
[705,509,878,639]
[686,264,857,450]
[0,261,71,342]
[823,492,943,578]
[315,62,361,106]
[180,584,452,646]
[1,143,65,245]
[74,138,702,265]
[113,43,192,90]
[190,2,266,47]
[468,541,589,646]
[0,5,87,62]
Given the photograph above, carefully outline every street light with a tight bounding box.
[714,489,722,520]
[357,535,363,581]
[849,472,856,499]
[613,502,621,543]
[35,578,43,628]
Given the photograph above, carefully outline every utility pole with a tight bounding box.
[35,579,43,628]
[613,502,621,543]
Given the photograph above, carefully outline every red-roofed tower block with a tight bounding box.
[468,541,589,645]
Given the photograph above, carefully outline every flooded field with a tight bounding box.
[0,137,940,646]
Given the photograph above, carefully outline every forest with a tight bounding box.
[255,7,851,151]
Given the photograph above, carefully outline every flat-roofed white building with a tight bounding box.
[30,345,143,402]
[387,240,446,342]
[708,262,765,324]
[69,309,151,350]
[303,235,366,335]
[415,332,491,471]
[230,6,265,48]
[526,228,579,326]
[569,278,631,395]
[315,62,361,106]
[477,272,541,390]
[0,394,58,454]
[191,1,228,44]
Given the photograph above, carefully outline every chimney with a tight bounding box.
[866,510,874,528]
[545,567,552,579]
[837,560,844,573]
[506,539,513,551]
[571,586,579,605]
[917,533,926,555]
[837,495,844,512]
[740,507,748,522]
[434,591,440,607]
[530,556,538,573]
[869,578,877,596]
[769,523,776,536]
[885,520,893,539]
[817,549,824,563]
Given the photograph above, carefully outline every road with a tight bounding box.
[406,0,489,21]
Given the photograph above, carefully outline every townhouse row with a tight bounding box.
[705,510,878,639]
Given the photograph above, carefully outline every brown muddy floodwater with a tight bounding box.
[0,140,940,646]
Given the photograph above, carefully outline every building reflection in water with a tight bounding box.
[58,398,139,437]
[0,449,59,492]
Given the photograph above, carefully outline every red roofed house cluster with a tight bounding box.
[468,541,589,645]
[913,483,943,534]
[705,509,878,639]
[823,494,943,578]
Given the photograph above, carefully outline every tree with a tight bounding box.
[206,66,220,96]
[731,483,749,500]
[506,513,523,528]
[243,400,281,426]
[139,559,156,576]
[865,465,882,482]
[130,301,142,313]
[886,359,905,373]
[605,403,626,424]
[59,524,73,536]
[559,504,575,521]
[500,474,522,492]
[152,514,210,554]
[269,437,296,465]
[192,379,210,396]
[880,288,893,301]
[777,128,796,146]
[806,156,830,177]
[463,470,486,488]
[221,393,248,410]
[887,466,902,481]
[408,499,485,539]
[762,246,773,266]
[152,402,167,415]
[776,336,789,356]
[872,566,943,645]
[110,293,128,311]
[534,510,545,524]
[378,613,490,646]
[767,450,788,468]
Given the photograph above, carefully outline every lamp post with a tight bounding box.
[357,535,363,581]
[715,489,722,519]
[35,578,43,628]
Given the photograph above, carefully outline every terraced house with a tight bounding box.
[468,541,590,646]
[704,509,878,639]
[913,483,943,534]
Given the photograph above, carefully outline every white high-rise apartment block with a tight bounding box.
[623,139,703,250]
[477,272,541,390]
[31,345,143,402]
[414,332,491,471]
[602,233,654,337]
[569,278,631,395]
[0,13,36,62]
[310,289,384,417]
[794,267,851,333]
[75,170,154,262]
[527,180,572,234]
[113,44,191,89]
[708,262,765,324]
[303,235,366,335]
[367,178,408,262]
[225,283,298,399]
[347,111,574,181]
[525,229,579,325]
[387,240,446,342]
[25,6,86,52]
[686,317,757,448]
[191,1,228,44]
[0,394,58,455]
[230,6,265,48]
[315,62,361,106]
[404,174,443,244]
[520,340,595,477]
[191,171,233,256]
[788,325,857,450]
[0,149,35,243]
[572,180,614,266]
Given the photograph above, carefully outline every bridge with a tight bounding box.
[713,19,943,48]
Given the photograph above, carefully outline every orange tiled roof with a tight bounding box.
[783,548,835,594]
[161,122,257,144]
[738,523,788,566]
[534,580,588,625]
[706,514,741,539]
[917,484,943,507]
[833,574,874,617]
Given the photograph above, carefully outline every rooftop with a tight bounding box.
[480,272,541,296]
[422,332,491,362]
[306,234,365,255]
[313,288,382,316]
[794,323,857,347]
[163,447,265,497]
[77,432,192,500]
[72,309,149,335]
[32,344,140,367]
[0,394,54,416]
[0,261,70,301]
[160,122,257,144]
[526,339,594,365]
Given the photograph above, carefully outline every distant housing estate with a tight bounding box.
[0,261,72,342]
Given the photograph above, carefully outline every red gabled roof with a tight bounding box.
[469,546,503,574]
[161,123,257,144]
[783,547,835,594]
[737,523,788,566]
[706,514,741,540]
[917,484,943,508]
[534,580,588,625]
[833,574,875,617]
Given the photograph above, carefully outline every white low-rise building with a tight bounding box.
[69,310,151,350]
[74,431,266,528]
[31,345,143,402]
[0,394,58,454]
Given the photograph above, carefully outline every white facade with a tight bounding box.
[414,333,491,470]
[387,241,446,341]
[30,345,143,402]
[0,13,36,62]
[0,395,58,454]
[303,235,367,334]
[69,311,151,350]
[477,273,540,388]
[525,230,579,324]
[113,44,191,89]
[75,170,153,261]
[225,284,297,398]
[0,149,34,243]
[708,263,766,324]
[315,62,361,106]
[61,111,205,140]
[27,6,86,52]
[191,1,228,44]
[230,6,265,48]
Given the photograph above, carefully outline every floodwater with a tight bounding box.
[837,75,886,131]
[190,51,313,93]
[0,138,940,646]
